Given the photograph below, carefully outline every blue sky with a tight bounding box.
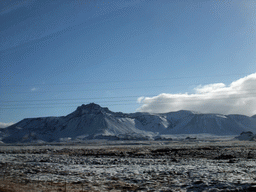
[1,0,256,125]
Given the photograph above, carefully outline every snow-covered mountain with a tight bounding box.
[1,103,256,143]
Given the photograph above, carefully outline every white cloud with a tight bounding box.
[0,122,14,128]
[137,73,256,116]
[137,96,145,103]
[30,87,37,92]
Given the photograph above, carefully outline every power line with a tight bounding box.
[0,72,251,87]
[1,88,256,103]
[0,95,144,103]
[1,84,189,94]
[1,94,255,109]
[1,99,135,107]
[2,82,256,96]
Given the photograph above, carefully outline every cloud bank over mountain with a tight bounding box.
[137,73,256,116]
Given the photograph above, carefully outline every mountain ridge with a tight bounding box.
[1,103,256,143]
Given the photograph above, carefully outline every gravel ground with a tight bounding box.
[1,140,256,191]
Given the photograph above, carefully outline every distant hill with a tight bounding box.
[1,103,256,143]
[235,131,256,141]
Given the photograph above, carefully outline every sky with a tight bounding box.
[1,0,256,127]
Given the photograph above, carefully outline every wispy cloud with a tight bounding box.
[0,0,34,16]
[137,73,256,116]
[30,87,37,92]
[0,122,14,128]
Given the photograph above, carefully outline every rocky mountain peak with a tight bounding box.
[75,103,110,115]
[78,103,101,109]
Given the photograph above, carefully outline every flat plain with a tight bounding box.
[1,139,256,192]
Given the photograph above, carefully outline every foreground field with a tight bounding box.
[1,140,256,191]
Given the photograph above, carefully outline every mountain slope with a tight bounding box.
[165,114,251,135]
[228,115,256,132]
[1,104,152,143]
[1,103,256,143]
